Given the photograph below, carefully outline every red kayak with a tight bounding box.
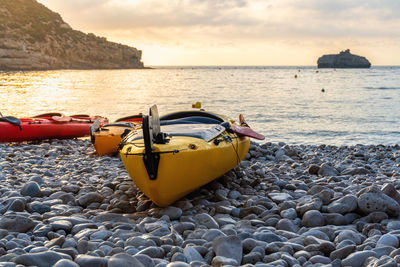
[0,113,108,142]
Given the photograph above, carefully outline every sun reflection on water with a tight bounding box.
[1,67,399,145]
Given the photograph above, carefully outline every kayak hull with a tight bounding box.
[91,115,142,156]
[120,111,250,207]
[0,115,108,143]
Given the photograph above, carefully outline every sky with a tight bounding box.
[37,0,400,66]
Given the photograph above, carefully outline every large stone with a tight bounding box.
[326,195,358,214]
[382,183,400,205]
[341,251,377,267]
[77,192,104,207]
[137,246,164,258]
[334,230,363,245]
[158,206,182,220]
[194,213,219,229]
[53,259,79,267]
[358,187,400,217]
[322,213,346,226]
[13,251,71,267]
[296,196,323,216]
[201,229,226,242]
[183,245,204,262]
[330,245,356,260]
[213,236,242,265]
[74,255,108,267]
[211,256,238,267]
[376,234,399,248]
[108,253,145,267]
[0,214,36,233]
[341,167,370,175]
[268,192,293,203]
[7,198,25,212]
[302,210,324,227]
[20,181,42,197]
[318,163,339,176]
[93,213,130,223]
[51,220,73,232]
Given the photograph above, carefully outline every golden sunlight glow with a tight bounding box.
[36,0,400,66]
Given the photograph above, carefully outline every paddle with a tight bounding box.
[0,112,22,130]
[52,115,93,123]
[89,119,101,144]
[230,114,265,140]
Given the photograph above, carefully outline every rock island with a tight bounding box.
[0,0,144,70]
[317,49,371,68]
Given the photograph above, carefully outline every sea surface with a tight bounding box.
[1,66,399,145]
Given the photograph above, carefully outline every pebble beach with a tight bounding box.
[1,139,400,267]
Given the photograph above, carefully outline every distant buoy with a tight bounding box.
[294,74,298,79]
[321,88,325,93]
[192,101,202,108]
[316,70,319,73]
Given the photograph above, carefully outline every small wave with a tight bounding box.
[364,86,400,90]
[292,130,349,137]
[258,118,280,123]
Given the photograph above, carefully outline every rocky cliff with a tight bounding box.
[0,0,144,70]
[317,49,371,68]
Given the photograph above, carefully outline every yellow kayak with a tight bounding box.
[119,105,251,207]
[90,115,142,156]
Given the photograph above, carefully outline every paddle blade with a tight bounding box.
[239,114,247,126]
[230,124,265,140]
[51,115,71,123]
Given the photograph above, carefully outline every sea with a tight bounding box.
[1,66,399,145]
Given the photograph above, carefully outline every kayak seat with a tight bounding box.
[133,123,226,142]
[0,116,21,127]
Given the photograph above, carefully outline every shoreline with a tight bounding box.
[0,139,400,266]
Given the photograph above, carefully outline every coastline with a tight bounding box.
[1,139,400,266]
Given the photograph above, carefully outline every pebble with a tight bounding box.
[159,206,182,220]
[108,253,145,267]
[213,235,242,265]
[74,255,108,267]
[77,192,104,207]
[13,251,71,267]
[377,234,399,248]
[53,259,80,267]
[20,181,42,197]
[0,140,399,267]
[194,213,219,229]
[0,214,36,233]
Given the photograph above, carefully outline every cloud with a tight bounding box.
[37,0,400,65]
[38,0,400,38]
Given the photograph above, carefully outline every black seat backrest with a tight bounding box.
[159,111,224,122]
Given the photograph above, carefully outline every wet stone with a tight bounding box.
[20,181,42,197]
[213,235,242,265]
[13,251,72,267]
[74,255,109,267]
[108,253,145,267]
[0,214,36,233]
[53,259,79,267]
